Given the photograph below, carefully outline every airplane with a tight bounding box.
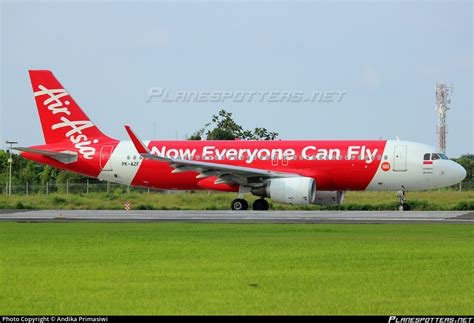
[14,70,467,211]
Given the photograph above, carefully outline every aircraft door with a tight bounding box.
[100,145,114,171]
[393,145,407,171]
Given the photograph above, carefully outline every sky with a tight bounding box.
[1,0,472,157]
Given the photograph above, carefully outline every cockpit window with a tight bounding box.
[425,153,448,161]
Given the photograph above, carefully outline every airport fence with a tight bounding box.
[1,180,474,196]
[0,180,170,196]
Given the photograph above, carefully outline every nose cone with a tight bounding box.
[451,161,467,184]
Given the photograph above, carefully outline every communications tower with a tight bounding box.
[436,83,452,153]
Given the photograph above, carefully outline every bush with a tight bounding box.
[405,200,430,210]
[136,204,155,210]
[453,201,474,210]
[105,194,118,200]
[114,187,126,194]
[51,196,67,204]
[15,201,32,209]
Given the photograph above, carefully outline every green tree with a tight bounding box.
[38,165,58,186]
[188,123,211,140]
[248,127,279,140]
[453,154,474,182]
[207,110,243,140]
[189,109,279,141]
[18,161,38,185]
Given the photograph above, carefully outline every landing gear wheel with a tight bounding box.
[252,199,269,211]
[398,203,410,211]
[231,198,248,211]
[396,189,410,211]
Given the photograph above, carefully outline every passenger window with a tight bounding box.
[431,153,440,160]
[423,153,431,161]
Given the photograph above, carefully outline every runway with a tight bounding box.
[0,209,473,224]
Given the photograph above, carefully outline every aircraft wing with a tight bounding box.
[124,125,298,186]
[13,147,78,164]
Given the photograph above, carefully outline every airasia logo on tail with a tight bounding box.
[34,85,98,159]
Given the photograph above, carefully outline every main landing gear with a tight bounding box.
[231,198,269,211]
[252,198,269,211]
[396,188,410,211]
[231,198,248,211]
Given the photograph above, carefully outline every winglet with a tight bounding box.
[125,125,150,154]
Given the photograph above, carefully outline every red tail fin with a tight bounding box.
[29,70,113,147]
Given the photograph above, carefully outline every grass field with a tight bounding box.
[0,190,473,210]
[0,222,472,315]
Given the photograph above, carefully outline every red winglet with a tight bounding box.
[125,125,149,154]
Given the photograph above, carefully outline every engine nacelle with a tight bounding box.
[263,177,317,205]
[313,191,345,206]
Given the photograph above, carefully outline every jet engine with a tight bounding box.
[313,191,345,206]
[250,177,345,206]
[251,177,316,205]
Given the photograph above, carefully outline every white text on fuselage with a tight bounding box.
[34,85,97,159]
[150,145,378,164]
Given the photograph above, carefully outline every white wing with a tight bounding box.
[124,125,299,186]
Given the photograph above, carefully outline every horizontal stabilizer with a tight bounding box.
[14,147,78,164]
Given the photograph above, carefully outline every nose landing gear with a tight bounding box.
[396,189,410,211]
